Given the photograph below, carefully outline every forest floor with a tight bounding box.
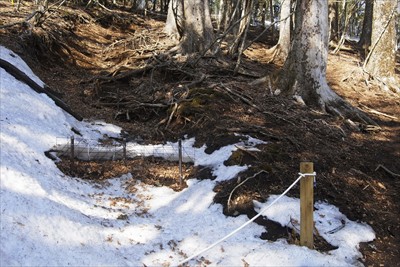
[1,2,399,266]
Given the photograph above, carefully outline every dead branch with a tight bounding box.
[227,170,268,211]
[360,103,398,120]
[219,83,261,111]
[234,145,260,161]
[90,63,157,83]
[0,58,82,121]
[165,103,178,129]
[0,10,38,29]
[375,164,400,178]
[263,111,296,126]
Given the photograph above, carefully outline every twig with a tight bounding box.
[263,111,295,126]
[360,103,398,120]
[234,145,260,161]
[227,170,268,211]
[325,219,346,234]
[220,83,261,111]
[375,164,400,178]
[0,10,38,29]
[165,103,178,129]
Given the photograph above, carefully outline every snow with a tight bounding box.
[0,45,375,266]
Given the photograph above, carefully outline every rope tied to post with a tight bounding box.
[175,170,317,266]
[299,171,317,187]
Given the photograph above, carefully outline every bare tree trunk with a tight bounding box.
[217,0,227,32]
[229,0,253,57]
[276,0,373,123]
[364,0,397,88]
[165,0,216,55]
[333,0,358,54]
[261,1,266,27]
[269,0,275,40]
[165,0,183,39]
[328,0,339,41]
[267,0,292,62]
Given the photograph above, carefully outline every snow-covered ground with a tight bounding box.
[0,45,375,266]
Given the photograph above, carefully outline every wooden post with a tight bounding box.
[178,139,183,186]
[300,162,314,249]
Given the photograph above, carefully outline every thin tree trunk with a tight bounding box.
[269,0,275,40]
[229,0,253,57]
[234,0,254,72]
[328,0,339,41]
[267,0,292,62]
[358,0,373,56]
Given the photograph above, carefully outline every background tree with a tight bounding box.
[229,0,254,57]
[165,0,215,54]
[276,0,373,121]
[266,0,292,62]
[328,0,339,41]
[364,0,397,89]
[358,0,373,54]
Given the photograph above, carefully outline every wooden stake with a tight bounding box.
[300,162,314,249]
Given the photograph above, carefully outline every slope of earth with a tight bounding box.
[1,2,399,266]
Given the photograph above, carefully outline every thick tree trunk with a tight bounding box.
[364,0,397,80]
[276,0,372,122]
[278,0,333,109]
[165,0,216,55]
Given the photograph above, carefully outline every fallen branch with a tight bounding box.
[220,83,261,111]
[263,111,295,126]
[234,145,260,161]
[360,103,399,121]
[0,58,82,121]
[227,170,268,212]
[375,164,400,178]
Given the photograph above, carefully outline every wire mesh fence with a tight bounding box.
[50,136,196,163]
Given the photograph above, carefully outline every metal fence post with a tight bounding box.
[178,139,183,186]
[70,136,75,170]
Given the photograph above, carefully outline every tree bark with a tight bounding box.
[328,0,339,41]
[269,0,275,40]
[364,0,397,80]
[358,0,373,56]
[229,0,253,57]
[165,0,216,55]
[165,0,183,39]
[276,0,373,123]
[267,0,292,62]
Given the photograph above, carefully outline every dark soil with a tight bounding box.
[1,2,399,266]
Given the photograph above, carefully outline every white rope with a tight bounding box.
[176,172,316,266]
